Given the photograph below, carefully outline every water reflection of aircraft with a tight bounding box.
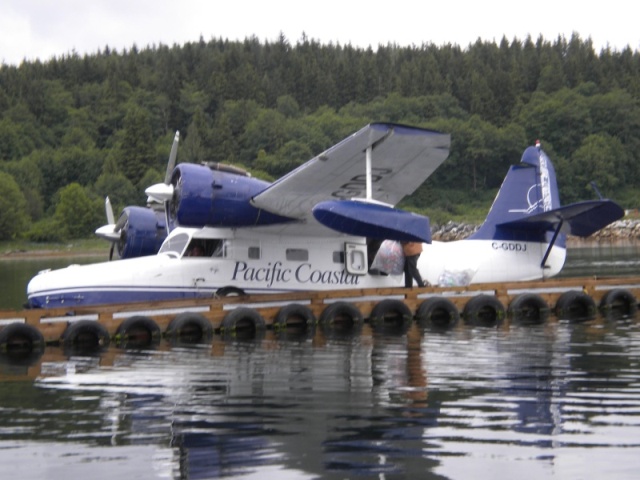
[27,123,623,308]
[26,326,438,479]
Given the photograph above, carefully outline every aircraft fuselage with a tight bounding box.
[26,226,565,309]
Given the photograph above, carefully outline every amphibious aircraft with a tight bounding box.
[26,123,623,308]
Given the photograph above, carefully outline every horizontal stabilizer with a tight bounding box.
[497,199,624,237]
[313,200,431,242]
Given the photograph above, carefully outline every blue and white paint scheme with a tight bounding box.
[27,124,623,308]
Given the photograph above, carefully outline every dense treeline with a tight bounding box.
[1,33,640,241]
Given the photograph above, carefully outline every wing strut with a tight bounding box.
[365,146,372,200]
[541,219,563,269]
[364,126,394,201]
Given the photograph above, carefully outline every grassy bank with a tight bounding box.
[0,238,108,258]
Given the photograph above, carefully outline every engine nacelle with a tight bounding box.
[168,163,292,228]
[116,206,167,259]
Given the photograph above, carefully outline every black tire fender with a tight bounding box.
[369,299,413,329]
[319,301,364,328]
[216,287,246,297]
[115,315,161,346]
[0,323,45,353]
[166,312,213,340]
[508,293,550,325]
[416,297,459,329]
[220,308,265,334]
[599,288,637,319]
[555,290,596,322]
[273,304,316,330]
[463,294,506,327]
[61,320,110,348]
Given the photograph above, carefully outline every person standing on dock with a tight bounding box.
[402,241,425,288]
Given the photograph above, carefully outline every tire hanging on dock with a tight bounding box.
[369,299,413,332]
[555,290,596,322]
[273,304,316,331]
[220,307,265,338]
[599,288,638,320]
[508,293,550,325]
[216,287,246,297]
[319,301,363,332]
[114,315,161,348]
[165,312,214,343]
[0,323,45,356]
[60,320,110,350]
[463,294,506,327]
[415,297,459,329]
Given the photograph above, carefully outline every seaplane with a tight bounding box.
[26,123,623,309]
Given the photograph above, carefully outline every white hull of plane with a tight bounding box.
[421,239,566,286]
[27,228,402,307]
[27,226,566,308]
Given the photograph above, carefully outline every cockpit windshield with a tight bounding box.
[158,232,190,256]
[184,239,226,258]
[159,231,227,258]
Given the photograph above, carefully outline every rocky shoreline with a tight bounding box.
[431,219,640,243]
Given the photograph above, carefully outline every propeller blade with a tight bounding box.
[95,196,120,240]
[117,224,127,258]
[145,182,174,203]
[109,242,115,261]
[96,201,127,242]
[105,196,115,226]
[164,131,180,184]
[95,224,120,241]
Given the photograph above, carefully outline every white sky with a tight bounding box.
[2,0,639,66]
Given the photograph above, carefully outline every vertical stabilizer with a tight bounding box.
[469,143,563,244]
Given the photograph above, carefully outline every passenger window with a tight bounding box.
[286,248,308,261]
[248,246,260,259]
[333,251,344,263]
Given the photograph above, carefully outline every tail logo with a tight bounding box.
[509,149,553,215]
[539,151,552,212]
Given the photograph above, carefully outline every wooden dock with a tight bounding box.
[1,276,639,354]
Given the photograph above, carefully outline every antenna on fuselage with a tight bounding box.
[590,181,604,200]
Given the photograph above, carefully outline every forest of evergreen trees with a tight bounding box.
[1,32,640,241]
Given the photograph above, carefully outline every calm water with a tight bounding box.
[0,254,107,311]
[0,244,639,480]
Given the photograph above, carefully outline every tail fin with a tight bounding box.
[470,143,624,244]
[470,143,561,243]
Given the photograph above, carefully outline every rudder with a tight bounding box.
[470,143,562,243]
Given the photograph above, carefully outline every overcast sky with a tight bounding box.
[2,0,639,66]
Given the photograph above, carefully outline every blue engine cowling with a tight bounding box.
[115,206,167,259]
[168,163,292,227]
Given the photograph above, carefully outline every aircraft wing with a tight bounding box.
[251,123,450,220]
[498,199,624,237]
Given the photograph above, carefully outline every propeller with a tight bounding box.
[146,130,179,235]
[146,131,179,203]
[95,196,120,242]
[113,211,129,259]
[94,196,123,260]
